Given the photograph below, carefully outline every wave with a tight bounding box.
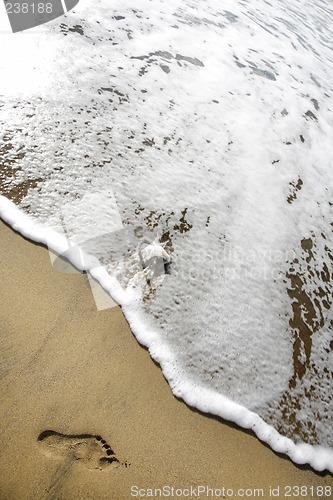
[0,0,332,472]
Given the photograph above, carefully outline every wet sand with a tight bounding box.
[0,219,332,499]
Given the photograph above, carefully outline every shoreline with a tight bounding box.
[0,219,332,499]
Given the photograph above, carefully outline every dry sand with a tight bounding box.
[0,218,332,499]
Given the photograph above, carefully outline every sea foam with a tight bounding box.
[0,0,332,471]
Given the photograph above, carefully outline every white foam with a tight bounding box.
[0,0,332,472]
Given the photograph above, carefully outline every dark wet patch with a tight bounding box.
[0,158,21,191]
[141,209,173,231]
[310,75,321,87]
[131,50,204,76]
[97,86,129,104]
[287,260,317,387]
[139,66,148,77]
[233,55,277,80]
[0,133,43,204]
[160,64,170,74]
[175,54,204,67]
[160,230,173,254]
[173,208,193,234]
[287,178,303,204]
[223,10,238,23]
[234,60,246,69]
[251,67,276,81]
[305,110,317,121]
[5,178,43,204]
[142,138,155,147]
[261,233,332,446]
[154,51,173,60]
[233,55,246,68]
[311,98,320,111]
[60,23,84,36]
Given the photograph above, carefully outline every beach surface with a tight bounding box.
[0,219,332,499]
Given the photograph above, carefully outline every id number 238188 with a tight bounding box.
[6,2,53,14]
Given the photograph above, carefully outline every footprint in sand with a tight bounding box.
[38,430,120,470]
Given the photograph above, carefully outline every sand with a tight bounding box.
[0,218,332,500]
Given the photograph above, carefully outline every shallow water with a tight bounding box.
[0,0,332,471]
